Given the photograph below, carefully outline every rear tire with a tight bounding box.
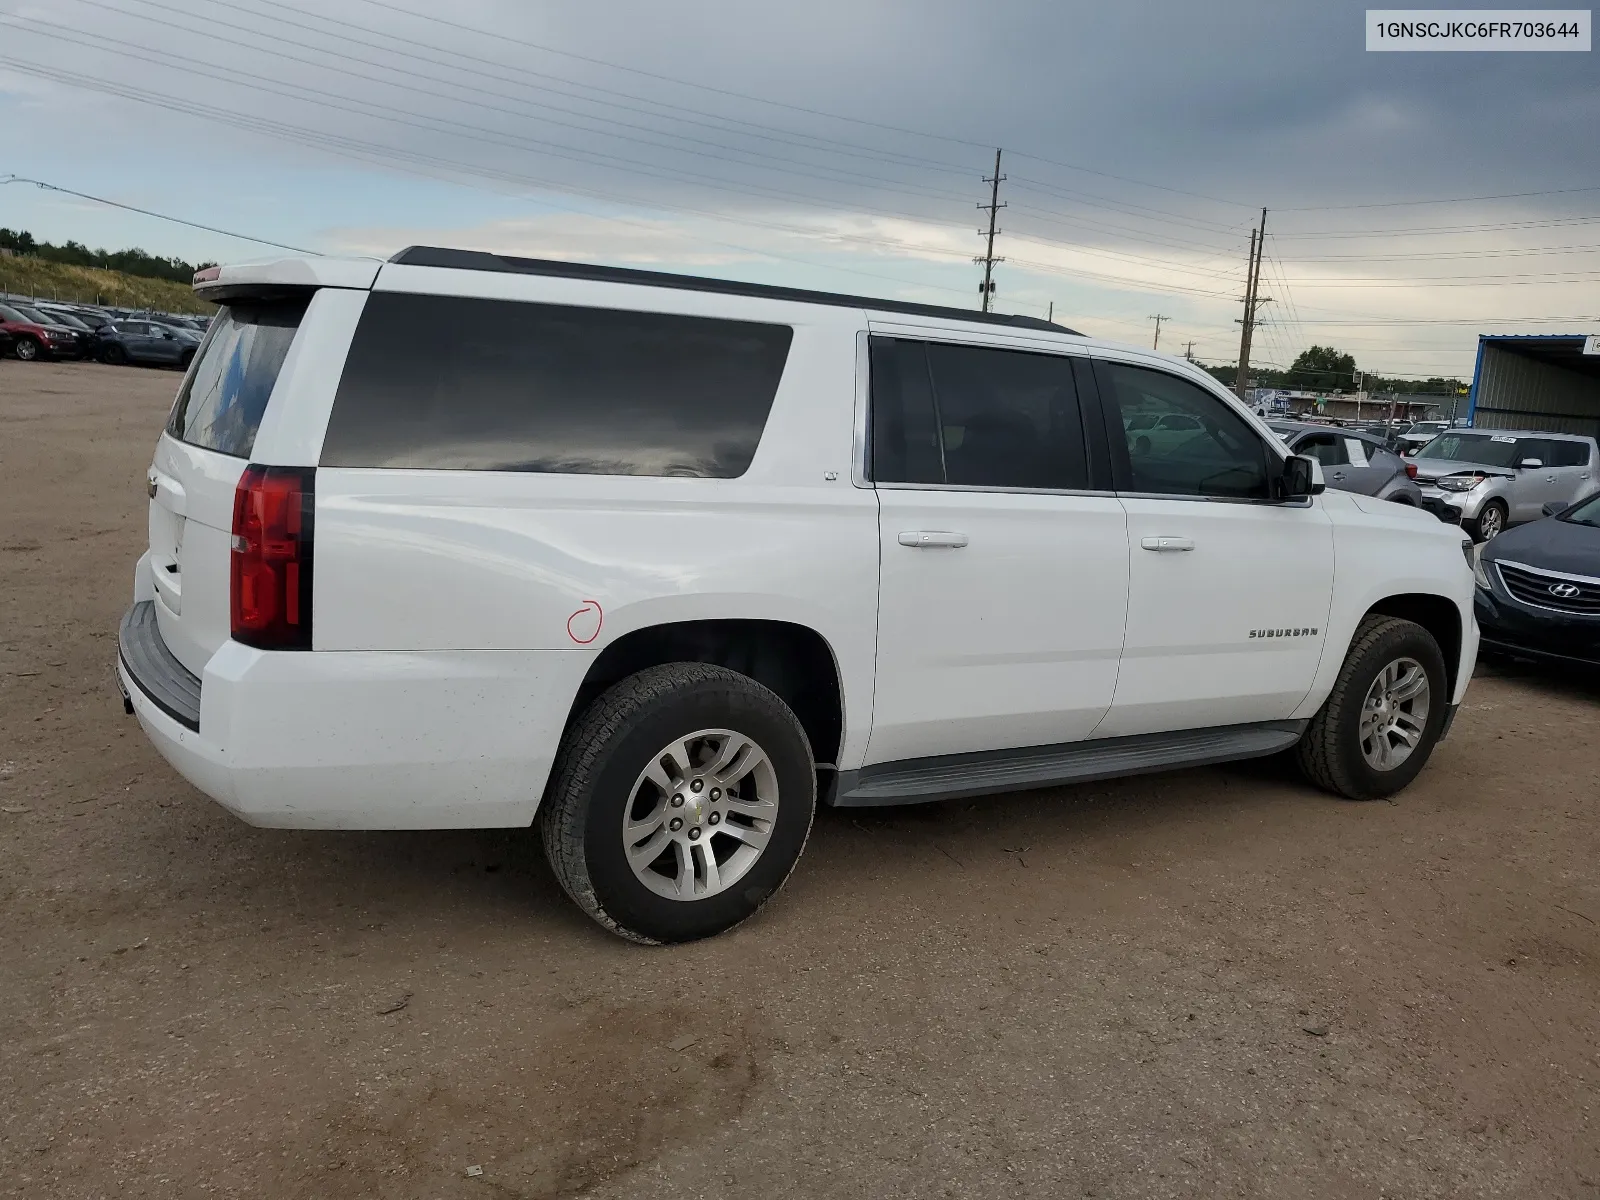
[14,336,40,362]
[540,663,816,944]
[1468,500,1506,542]
[102,343,127,365]
[1295,615,1448,800]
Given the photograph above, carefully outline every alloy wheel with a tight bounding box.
[621,729,780,901]
[1358,657,1431,771]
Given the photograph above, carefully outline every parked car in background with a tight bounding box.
[0,325,13,358]
[1473,489,1600,667]
[31,307,100,342]
[36,303,117,334]
[1267,421,1429,509]
[1394,420,1450,456]
[1413,429,1599,541]
[96,319,200,368]
[0,303,89,360]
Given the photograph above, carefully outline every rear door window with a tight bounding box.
[868,336,1089,490]
[320,293,792,478]
[167,300,306,458]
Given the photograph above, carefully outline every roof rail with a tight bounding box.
[387,246,1080,335]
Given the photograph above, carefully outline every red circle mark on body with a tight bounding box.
[567,600,603,644]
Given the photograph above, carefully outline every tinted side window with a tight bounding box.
[1516,439,1554,466]
[868,337,943,484]
[867,336,1088,490]
[1297,433,1346,468]
[1552,440,1592,467]
[322,293,791,477]
[167,300,306,459]
[1101,363,1271,499]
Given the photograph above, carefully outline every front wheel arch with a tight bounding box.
[1363,592,1463,700]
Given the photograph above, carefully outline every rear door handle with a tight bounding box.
[899,531,969,549]
[1141,536,1194,552]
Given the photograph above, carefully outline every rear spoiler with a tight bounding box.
[193,256,381,302]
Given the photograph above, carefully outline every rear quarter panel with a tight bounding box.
[311,308,882,770]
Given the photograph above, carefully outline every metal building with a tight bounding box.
[1466,334,1600,437]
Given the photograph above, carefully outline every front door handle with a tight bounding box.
[1141,536,1195,552]
[899,531,969,549]
[1330,471,1347,481]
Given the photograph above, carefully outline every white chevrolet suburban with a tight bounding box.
[117,248,1479,943]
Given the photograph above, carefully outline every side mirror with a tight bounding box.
[1542,501,1566,517]
[1279,454,1325,499]
[1519,458,1543,469]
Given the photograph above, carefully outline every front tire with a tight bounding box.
[1469,500,1506,542]
[540,663,816,944]
[14,336,40,362]
[102,343,127,365]
[1295,615,1449,800]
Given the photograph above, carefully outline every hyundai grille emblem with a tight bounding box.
[1548,582,1582,599]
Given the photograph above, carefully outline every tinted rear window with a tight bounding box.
[1552,440,1593,467]
[868,336,1089,490]
[167,300,306,458]
[320,292,793,477]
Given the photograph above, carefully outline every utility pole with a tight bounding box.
[975,148,1005,313]
[1182,340,1197,362]
[1046,301,1053,323]
[1234,208,1270,401]
[1149,314,1170,350]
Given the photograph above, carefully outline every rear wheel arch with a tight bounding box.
[562,619,846,769]
[1362,592,1462,697]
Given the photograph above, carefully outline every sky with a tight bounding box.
[1,0,1597,382]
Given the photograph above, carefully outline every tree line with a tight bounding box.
[0,228,214,285]
[1201,345,1464,395]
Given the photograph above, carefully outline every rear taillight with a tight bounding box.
[1405,461,1418,480]
[230,465,314,650]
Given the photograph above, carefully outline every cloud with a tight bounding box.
[1,0,1594,376]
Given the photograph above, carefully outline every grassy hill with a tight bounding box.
[0,255,214,314]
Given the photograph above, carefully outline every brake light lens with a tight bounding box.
[1405,461,1418,480]
[230,465,314,649]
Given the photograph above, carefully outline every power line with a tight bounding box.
[1274,214,1600,239]
[249,0,1260,210]
[1278,184,1600,212]
[81,0,1262,258]
[0,174,323,254]
[62,0,983,209]
[0,58,997,302]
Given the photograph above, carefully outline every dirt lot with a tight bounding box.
[2,360,1598,1199]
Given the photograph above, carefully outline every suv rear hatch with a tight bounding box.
[147,300,307,677]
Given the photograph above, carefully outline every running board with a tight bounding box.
[829,720,1308,808]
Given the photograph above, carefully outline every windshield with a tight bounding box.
[1563,493,1600,528]
[15,307,57,325]
[1415,432,1523,468]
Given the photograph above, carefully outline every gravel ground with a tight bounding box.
[2,360,1598,1200]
